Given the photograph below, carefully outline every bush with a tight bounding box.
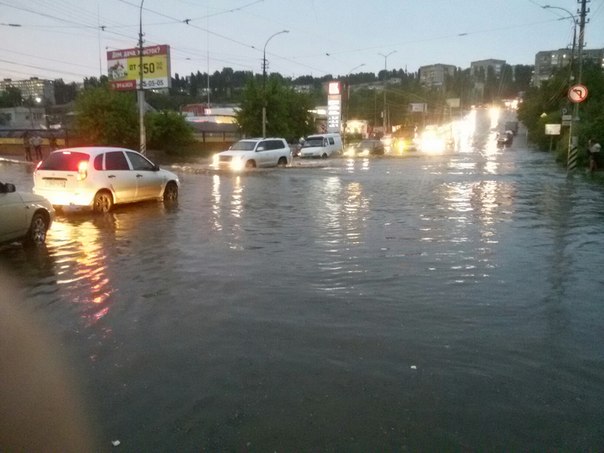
[147,111,195,153]
[74,86,138,148]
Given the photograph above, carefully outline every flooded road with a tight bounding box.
[2,115,604,450]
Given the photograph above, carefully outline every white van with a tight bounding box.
[299,133,343,158]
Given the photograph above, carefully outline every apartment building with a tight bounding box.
[0,77,56,104]
[533,48,604,86]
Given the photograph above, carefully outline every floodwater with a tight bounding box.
[2,112,604,450]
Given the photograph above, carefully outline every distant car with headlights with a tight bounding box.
[390,136,418,154]
[33,147,180,213]
[344,139,385,157]
[0,181,54,246]
[496,130,514,148]
[212,138,291,171]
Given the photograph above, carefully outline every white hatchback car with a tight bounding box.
[33,147,180,213]
[0,181,54,246]
[212,138,292,171]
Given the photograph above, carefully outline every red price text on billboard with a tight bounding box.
[107,45,171,91]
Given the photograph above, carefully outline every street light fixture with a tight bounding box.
[262,29,289,138]
[378,50,397,133]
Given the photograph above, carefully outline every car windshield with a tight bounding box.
[230,141,257,151]
[37,151,90,171]
[302,138,324,147]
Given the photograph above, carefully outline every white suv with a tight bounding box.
[33,147,180,213]
[212,138,291,171]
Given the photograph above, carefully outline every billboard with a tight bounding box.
[107,44,171,91]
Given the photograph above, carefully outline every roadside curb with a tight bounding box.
[0,155,36,165]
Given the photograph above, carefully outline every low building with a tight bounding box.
[0,106,46,129]
[470,59,506,78]
[419,64,456,90]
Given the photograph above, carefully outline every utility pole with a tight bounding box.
[138,0,146,155]
[344,63,365,139]
[262,30,288,138]
[567,0,588,173]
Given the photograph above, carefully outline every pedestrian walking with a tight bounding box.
[587,138,601,174]
[22,131,32,162]
[30,133,43,160]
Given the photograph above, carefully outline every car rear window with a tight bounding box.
[38,151,90,171]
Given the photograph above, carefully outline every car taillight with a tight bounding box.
[77,160,88,181]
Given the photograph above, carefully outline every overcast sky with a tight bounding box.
[1,0,603,83]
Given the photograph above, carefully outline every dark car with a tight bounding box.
[496,131,514,147]
[348,139,385,157]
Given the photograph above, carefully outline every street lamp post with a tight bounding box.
[344,63,365,137]
[543,5,577,78]
[378,51,396,134]
[262,30,289,138]
[138,0,146,155]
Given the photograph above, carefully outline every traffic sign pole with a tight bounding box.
[568,0,588,175]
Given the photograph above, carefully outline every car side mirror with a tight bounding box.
[153,164,160,171]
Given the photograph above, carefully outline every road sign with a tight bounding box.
[545,124,561,135]
[568,84,588,103]
[562,114,572,126]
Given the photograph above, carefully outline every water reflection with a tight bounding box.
[4,134,604,450]
[0,201,176,337]
[50,215,113,326]
[345,157,370,173]
[210,174,245,250]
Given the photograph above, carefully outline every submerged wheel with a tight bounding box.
[277,157,288,167]
[245,160,256,169]
[24,212,49,246]
[93,191,113,213]
[163,181,178,202]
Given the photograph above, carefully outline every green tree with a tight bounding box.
[0,86,23,107]
[517,61,604,166]
[235,77,314,141]
[74,85,139,147]
[517,74,567,153]
[576,62,604,146]
[53,79,78,104]
[147,110,195,150]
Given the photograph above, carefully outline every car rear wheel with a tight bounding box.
[277,157,288,167]
[24,212,48,247]
[163,181,178,202]
[93,191,113,213]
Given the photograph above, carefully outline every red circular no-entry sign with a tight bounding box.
[568,84,588,103]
